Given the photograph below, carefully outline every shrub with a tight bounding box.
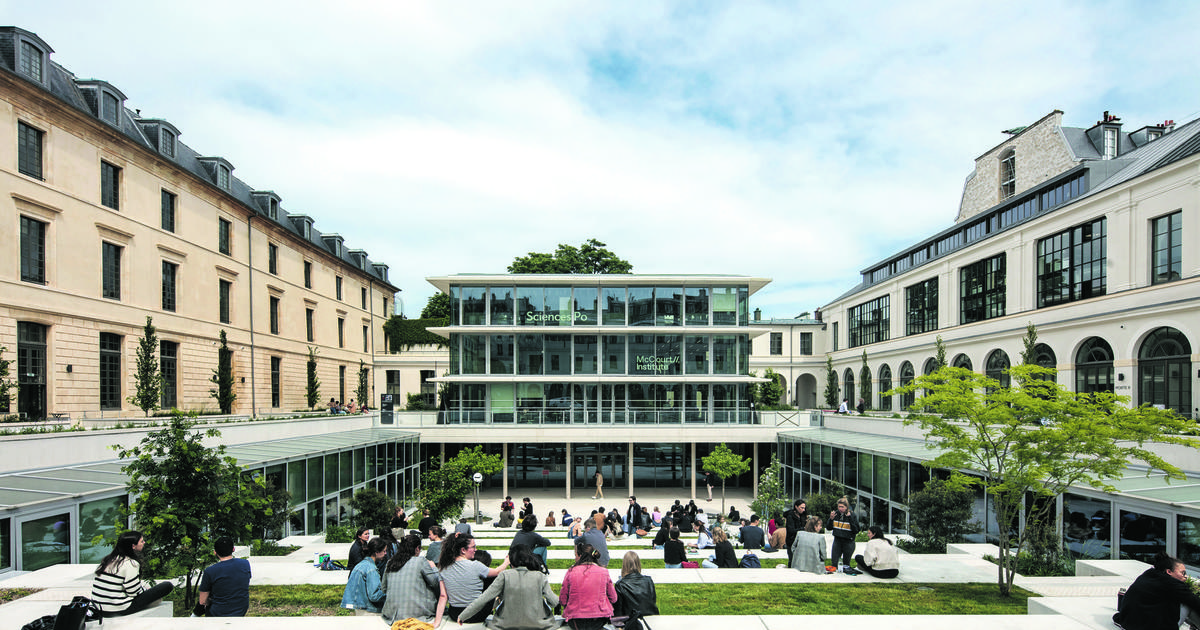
[349,488,394,530]
[324,524,354,543]
[250,540,299,556]
[905,478,978,553]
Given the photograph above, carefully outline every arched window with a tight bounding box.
[923,358,939,376]
[1076,337,1114,395]
[899,361,915,410]
[952,354,973,371]
[1138,327,1192,416]
[843,368,856,408]
[986,349,1010,389]
[878,364,892,411]
[1000,148,1016,199]
[1032,343,1057,383]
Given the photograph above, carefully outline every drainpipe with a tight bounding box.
[247,215,257,416]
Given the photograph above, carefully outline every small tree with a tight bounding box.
[0,345,17,414]
[933,335,947,370]
[127,317,162,417]
[421,293,450,320]
[750,453,789,522]
[208,330,236,414]
[890,363,1199,596]
[356,360,369,407]
[858,350,871,411]
[405,393,435,411]
[116,414,271,610]
[758,368,786,408]
[903,477,978,553]
[306,347,321,410]
[701,443,751,516]
[416,446,504,523]
[349,487,395,530]
[804,479,849,520]
[823,356,838,408]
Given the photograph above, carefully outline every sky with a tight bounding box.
[9,1,1200,318]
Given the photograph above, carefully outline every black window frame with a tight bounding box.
[19,40,44,82]
[960,253,1006,324]
[160,190,176,232]
[337,317,344,347]
[268,243,279,275]
[362,325,369,352]
[100,161,120,210]
[219,279,232,324]
[303,261,312,289]
[269,296,281,334]
[160,128,175,158]
[99,332,122,410]
[102,241,121,300]
[905,278,938,335]
[335,276,343,300]
[361,287,367,309]
[161,261,177,312]
[218,218,231,255]
[1036,217,1106,308]
[769,332,783,355]
[799,332,812,355]
[17,121,43,180]
[306,308,315,342]
[1151,211,1182,285]
[20,215,46,284]
[848,294,889,348]
[271,356,282,408]
[160,340,178,408]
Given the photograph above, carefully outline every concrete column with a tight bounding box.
[565,442,572,500]
[502,443,509,499]
[752,444,759,499]
[439,443,445,464]
[627,442,634,497]
[690,442,697,500]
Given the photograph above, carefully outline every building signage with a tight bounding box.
[635,355,680,373]
[525,311,589,323]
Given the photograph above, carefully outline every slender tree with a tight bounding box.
[702,443,751,516]
[858,350,871,411]
[305,346,321,410]
[127,317,162,417]
[750,453,789,523]
[0,345,17,414]
[356,360,369,408]
[933,335,947,369]
[1019,322,1039,365]
[209,330,236,414]
[823,356,838,408]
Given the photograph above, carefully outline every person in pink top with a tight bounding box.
[560,539,616,630]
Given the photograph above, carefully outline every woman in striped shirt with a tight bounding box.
[91,531,173,616]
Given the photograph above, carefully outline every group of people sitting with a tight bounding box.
[341,523,659,629]
[328,398,368,414]
[777,496,900,577]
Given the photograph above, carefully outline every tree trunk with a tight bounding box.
[721,481,727,516]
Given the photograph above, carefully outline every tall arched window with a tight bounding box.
[986,349,1010,389]
[952,354,973,371]
[923,358,939,376]
[843,368,856,407]
[878,364,892,411]
[1076,337,1114,395]
[1032,343,1057,383]
[1138,327,1192,416]
[1000,148,1016,199]
[899,361,915,410]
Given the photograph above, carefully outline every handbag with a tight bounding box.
[52,596,102,630]
[21,616,57,630]
[681,561,699,569]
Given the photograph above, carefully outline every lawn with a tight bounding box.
[162,582,1032,617]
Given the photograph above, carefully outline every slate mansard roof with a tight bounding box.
[0,26,397,291]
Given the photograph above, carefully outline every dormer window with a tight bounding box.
[19,40,43,82]
[1103,128,1118,159]
[217,164,230,189]
[999,149,1016,199]
[160,128,176,157]
[102,92,120,125]
[1147,130,1161,142]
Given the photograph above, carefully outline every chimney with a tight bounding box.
[754,308,762,321]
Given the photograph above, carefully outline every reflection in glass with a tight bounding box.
[874,455,889,500]
[601,288,626,325]
[712,288,737,325]
[712,336,737,374]
[490,335,514,374]
[628,287,654,326]
[79,495,125,564]
[575,288,598,324]
[518,335,543,375]
[685,384,707,423]
[545,335,571,375]
[491,383,514,423]
[461,287,486,325]
[516,287,542,326]
[655,287,682,326]
[603,335,625,374]
[1177,514,1200,567]
[22,512,70,571]
[685,335,708,374]
[574,335,597,374]
[629,335,655,376]
[288,458,306,505]
[544,287,572,327]
[490,287,514,325]
[462,335,486,374]
[655,335,682,376]
[685,287,709,325]
[1118,509,1166,564]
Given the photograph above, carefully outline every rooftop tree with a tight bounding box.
[507,238,632,274]
[702,442,751,516]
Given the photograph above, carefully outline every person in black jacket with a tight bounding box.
[511,515,552,568]
[784,499,808,563]
[652,518,673,549]
[519,497,534,520]
[1113,552,1200,630]
[347,527,370,569]
[615,551,659,619]
[826,497,860,571]
[626,496,643,537]
[663,528,687,568]
[702,528,738,568]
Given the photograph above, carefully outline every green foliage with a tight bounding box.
[983,552,1074,577]
[383,317,449,352]
[702,443,751,515]
[507,238,633,274]
[405,393,435,411]
[356,360,369,407]
[1019,322,1038,365]
[823,356,838,408]
[859,351,871,410]
[804,479,849,520]
[421,292,450,320]
[888,362,1200,596]
[0,346,18,413]
[755,368,788,409]
[208,330,236,414]
[323,524,354,543]
[250,540,300,556]
[250,478,294,541]
[751,453,789,521]
[933,335,947,370]
[904,477,978,553]
[127,317,162,417]
[348,488,395,530]
[115,413,271,609]
[416,446,504,523]
[306,347,320,410]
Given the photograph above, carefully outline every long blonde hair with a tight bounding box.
[712,528,728,544]
[620,551,642,577]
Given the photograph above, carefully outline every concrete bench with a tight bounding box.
[1,600,171,630]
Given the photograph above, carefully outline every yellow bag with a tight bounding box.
[390,619,435,630]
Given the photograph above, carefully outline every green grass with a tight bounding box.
[0,587,42,605]
[166,583,1032,617]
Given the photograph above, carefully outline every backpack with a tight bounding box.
[739,553,761,568]
[319,557,348,571]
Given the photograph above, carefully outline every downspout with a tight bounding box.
[247,215,257,417]
[368,278,375,408]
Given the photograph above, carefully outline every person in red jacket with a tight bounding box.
[560,540,616,630]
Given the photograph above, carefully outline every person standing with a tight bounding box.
[1113,552,1200,630]
[197,537,251,617]
[625,496,643,537]
[593,469,604,499]
[91,531,173,617]
[705,470,716,502]
[827,497,860,571]
[784,500,808,563]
